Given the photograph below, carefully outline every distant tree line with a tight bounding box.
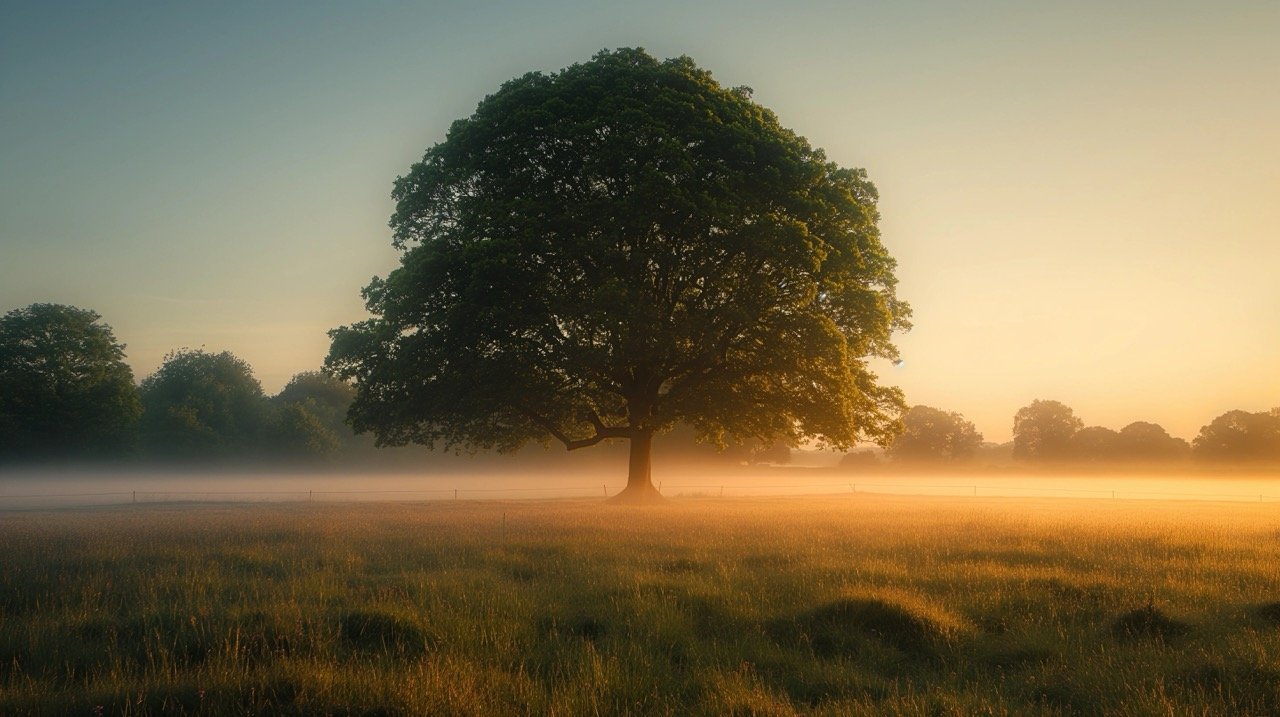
[1,304,1275,467]
[0,304,370,464]
[0,304,788,466]
[872,399,1280,466]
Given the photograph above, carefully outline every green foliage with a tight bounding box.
[327,48,909,487]
[137,349,269,459]
[1193,409,1280,461]
[275,370,356,414]
[0,303,141,460]
[1012,399,1083,461]
[888,405,982,461]
[267,402,340,459]
[268,371,367,459]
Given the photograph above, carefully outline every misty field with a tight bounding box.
[2,495,1279,716]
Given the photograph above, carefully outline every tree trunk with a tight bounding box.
[609,429,664,503]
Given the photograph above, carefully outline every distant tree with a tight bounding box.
[1070,426,1120,462]
[751,441,792,465]
[975,441,1014,465]
[268,403,341,459]
[138,349,269,459]
[652,422,790,464]
[1011,399,1082,461]
[275,371,353,410]
[1192,410,1280,461]
[0,303,141,460]
[1114,421,1190,462]
[839,449,883,469]
[269,371,367,458]
[887,405,982,462]
[326,49,909,501]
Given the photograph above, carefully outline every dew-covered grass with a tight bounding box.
[1,494,1278,715]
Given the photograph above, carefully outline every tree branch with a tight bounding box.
[512,402,630,451]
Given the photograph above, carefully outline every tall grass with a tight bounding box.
[1,495,1278,715]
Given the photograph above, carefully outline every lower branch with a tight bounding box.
[513,403,630,451]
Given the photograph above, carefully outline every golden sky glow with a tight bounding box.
[1,1,1276,443]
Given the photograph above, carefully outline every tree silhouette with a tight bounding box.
[138,349,269,459]
[269,371,368,459]
[888,405,982,462]
[1114,421,1189,461]
[1192,409,1280,461]
[0,303,140,460]
[327,49,909,500]
[1011,399,1082,461]
[1070,426,1120,462]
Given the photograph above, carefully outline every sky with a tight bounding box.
[2,1,1276,443]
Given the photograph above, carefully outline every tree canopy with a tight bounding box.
[1115,421,1189,461]
[269,371,367,459]
[1192,409,1280,461]
[138,349,269,459]
[887,405,982,462]
[327,48,910,499]
[0,303,141,460]
[1011,399,1082,461]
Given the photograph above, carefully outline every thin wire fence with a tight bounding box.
[657,481,1280,502]
[1,480,1277,509]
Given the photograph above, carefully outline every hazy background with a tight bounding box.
[2,0,1276,443]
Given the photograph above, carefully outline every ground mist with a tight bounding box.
[2,495,1278,715]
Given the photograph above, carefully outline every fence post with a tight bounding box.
[132,490,136,504]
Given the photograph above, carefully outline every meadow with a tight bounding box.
[2,494,1278,715]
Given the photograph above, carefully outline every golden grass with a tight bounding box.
[1,494,1278,715]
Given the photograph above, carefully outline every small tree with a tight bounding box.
[1012,399,1082,462]
[0,303,141,460]
[1070,426,1120,462]
[269,371,367,459]
[327,49,909,500]
[269,403,341,459]
[887,405,982,462]
[138,349,269,459]
[1114,421,1189,462]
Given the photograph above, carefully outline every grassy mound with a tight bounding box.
[1253,601,1280,624]
[772,589,970,659]
[1110,603,1189,640]
[338,610,430,655]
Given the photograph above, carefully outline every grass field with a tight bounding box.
[2,494,1279,715]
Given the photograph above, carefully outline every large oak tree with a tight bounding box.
[327,49,910,500]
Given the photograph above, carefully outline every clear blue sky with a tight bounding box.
[2,0,1277,441]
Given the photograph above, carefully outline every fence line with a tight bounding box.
[658,482,1279,502]
[1,480,1277,509]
